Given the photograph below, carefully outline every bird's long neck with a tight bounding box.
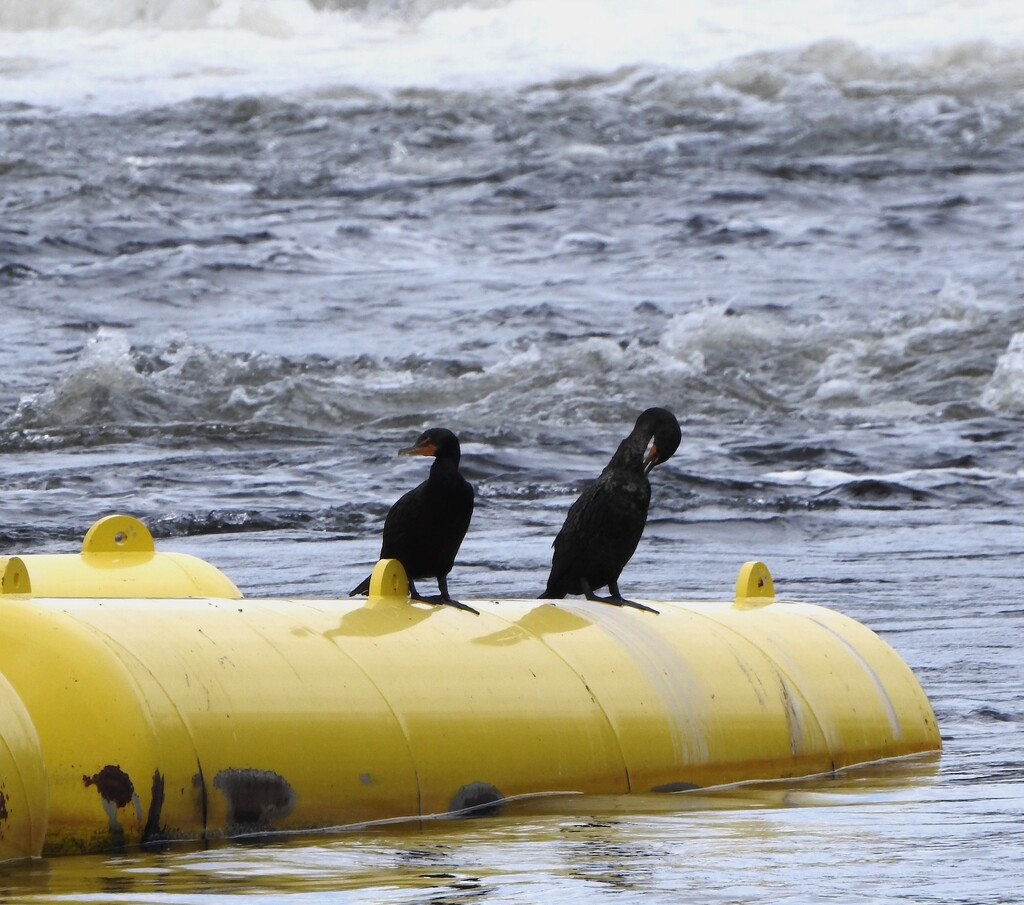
[606,429,649,474]
[430,451,461,482]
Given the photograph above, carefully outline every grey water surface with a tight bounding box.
[1,39,1023,903]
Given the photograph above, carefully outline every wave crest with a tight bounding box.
[981,331,1024,415]
[0,0,507,31]
[2,280,1018,452]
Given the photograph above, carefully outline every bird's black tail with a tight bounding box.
[349,575,371,597]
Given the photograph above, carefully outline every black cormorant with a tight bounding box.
[350,427,477,614]
[540,407,681,612]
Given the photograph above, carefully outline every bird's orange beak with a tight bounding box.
[643,442,659,474]
[399,440,437,457]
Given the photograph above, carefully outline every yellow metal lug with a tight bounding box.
[0,556,32,595]
[734,560,775,606]
[81,514,156,555]
[368,558,410,599]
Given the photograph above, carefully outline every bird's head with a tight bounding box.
[639,407,681,474]
[399,427,461,460]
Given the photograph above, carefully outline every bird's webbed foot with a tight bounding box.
[584,581,660,614]
[414,593,480,615]
[410,578,481,615]
[604,595,660,615]
[437,597,481,615]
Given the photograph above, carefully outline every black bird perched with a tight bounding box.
[350,427,477,614]
[540,407,681,613]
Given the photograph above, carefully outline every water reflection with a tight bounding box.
[0,755,951,902]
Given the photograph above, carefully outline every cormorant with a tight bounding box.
[350,427,477,614]
[540,407,681,612]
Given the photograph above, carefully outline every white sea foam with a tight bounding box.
[2,0,1024,110]
[980,331,1024,415]
[762,464,1001,490]
[762,467,864,487]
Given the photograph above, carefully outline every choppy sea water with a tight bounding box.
[2,0,1023,900]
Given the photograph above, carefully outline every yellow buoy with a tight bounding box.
[11,514,242,600]
[0,516,940,861]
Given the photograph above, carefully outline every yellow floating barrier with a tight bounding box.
[0,516,940,862]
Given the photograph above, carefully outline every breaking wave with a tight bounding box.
[3,0,1024,112]
[2,278,1017,451]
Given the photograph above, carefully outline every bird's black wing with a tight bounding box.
[543,467,651,598]
[380,476,474,580]
[544,477,613,595]
[379,482,429,564]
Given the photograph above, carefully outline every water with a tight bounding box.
[1,0,1023,900]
